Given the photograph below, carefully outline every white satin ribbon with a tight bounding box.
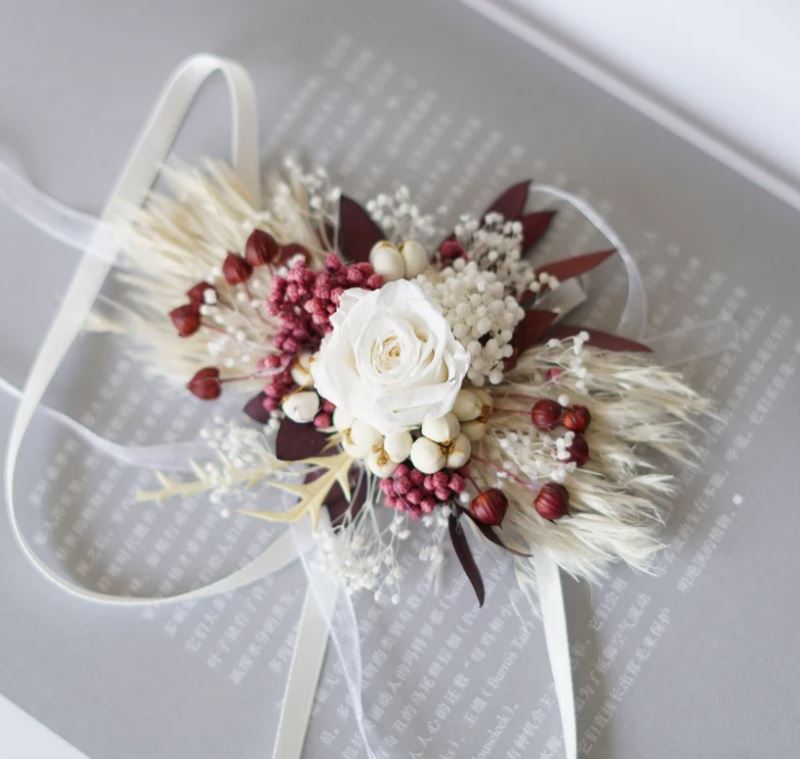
[533,551,577,759]
[0,376,207,472]
[528,183,647,341]
[0,157,118,263]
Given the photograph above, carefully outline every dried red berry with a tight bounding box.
[563,405,591,432]
[245,229,280,267]
[439,238,466,260]
[186,282,214,305]
[534,483,570,521]
[470,488,509,526]
[531,399,563,430]
[187,367,222,400]
[169,303,200,337]
[567,433,589,466]
[222,252,253,285]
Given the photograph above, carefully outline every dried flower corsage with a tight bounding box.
[101,160,708,606]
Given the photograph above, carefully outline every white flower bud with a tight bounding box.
[369,241,405,281]
[383,429,413,463]
[409,437,446,474]
[421,412,460,444]
[281,391,320,423]
[446,434,472,468]
[452,388,483,422]
[461,419,487,441]
[290,364,312,386]
[366,449,398,478]
[346,419,384,458]
[399,240,429,278]
[332,407,355,431]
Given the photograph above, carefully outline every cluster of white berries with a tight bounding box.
[455,212,560,299]
[366,186,438,243]
[416,259,524,385]
[546,332,591,393]
[331,386,491,476]
[281,157,341,223]
[315,511,408,601]
[198,417,281,511]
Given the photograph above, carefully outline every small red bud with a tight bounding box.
[439,238,466,260]
[531,399,563,430]
[567,433,590,466]
[169,303,200,337]
[222,252,253,285]
[534,482,570,521]
[187,367,222,400]
[245,229,280,266]
[470,488,509,526]
[563,405,591,432]
[186,282,214,305]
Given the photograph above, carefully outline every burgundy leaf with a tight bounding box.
[461,509,531,557]
[536,249,615,282]
[521,210,557,252]
[338,195,385,263]
[544,325,652,352]
[483,179,531,220]
[511,309,559,354]
[275,419,333,461]
[326,472,368,527]
[448,512,485,607]
[243,392,271,424]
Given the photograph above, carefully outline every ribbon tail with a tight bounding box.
[289,512,377,759]
[532,551,577,759]
[273,544,339,759]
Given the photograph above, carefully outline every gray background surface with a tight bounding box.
[0,1,798,758]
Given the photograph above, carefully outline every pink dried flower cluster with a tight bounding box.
[261,254,383,410]
[380,463,468,518]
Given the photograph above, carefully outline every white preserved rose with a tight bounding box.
[311,280,469,435]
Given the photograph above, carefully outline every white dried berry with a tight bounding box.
[383,429,413,463]
[409,437,446,474]
[399,240,429,278]
[446,434,472,468]
[421,412,460,444]
[366,449,398,478]
[369,241,405,281]
[281,391,320,424]
[452,388,483,422]
[461,419,487,441]
[346,419,383,458]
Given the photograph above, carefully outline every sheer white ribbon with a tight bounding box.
[0,55,741,759]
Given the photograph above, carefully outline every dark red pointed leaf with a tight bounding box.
[511,309,559,354]
[521,210,556,252]
[536,249,615,283]
[338,195,385,263]
[483,180,531,220]
[461,509,531,556]
[243,392,271,424]
[275,418,333,461]
[326,472,367,527]
[544,325,652,352]
[448,512,485,607]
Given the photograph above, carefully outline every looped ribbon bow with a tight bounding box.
[0,54,738,759]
